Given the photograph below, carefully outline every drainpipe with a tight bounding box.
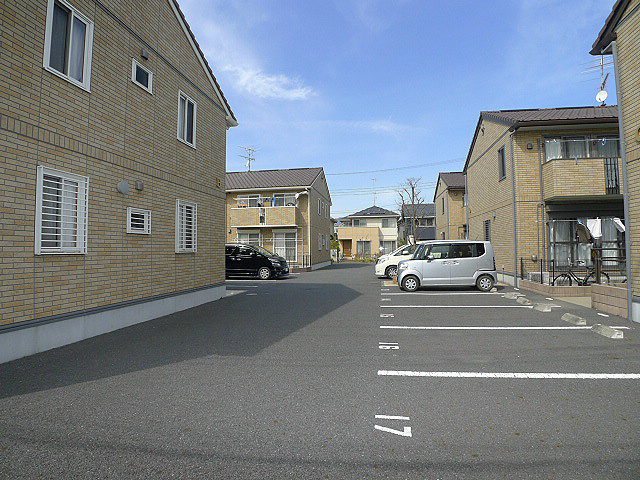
[610,41,634,321]
[510,131,518,287]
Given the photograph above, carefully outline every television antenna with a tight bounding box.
[239,146,257,171]
[596,56,609,105]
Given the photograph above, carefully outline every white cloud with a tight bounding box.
[223,66,314,100]
[180,3,315,101]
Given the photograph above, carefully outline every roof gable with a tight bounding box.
[464,106,619,171]
[591,0,633,54]
[348,206,399,217]
[401,203,435,217]
[170,0,237,127]
[226,167,324,190]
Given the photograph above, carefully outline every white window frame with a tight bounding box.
[43,0,94,91]
[177,90,197,148]
[131,58,153,94]
[318,199,321,215]
[126,207,151,234]
[35,165,89,254]
[175,199,197,253]
[318,233,322,251]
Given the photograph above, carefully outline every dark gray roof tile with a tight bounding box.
[226,167,324,190]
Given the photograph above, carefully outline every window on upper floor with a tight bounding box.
[498,146,506,180]
[44,0,94,91]
[176,200,197,253]
[131,59,153,93]
[353,219,366,227]
[544,136,620,162]
[426,218,434,226]
[35,166,89,254]
[441,197,445,214]
[272,193,296,207]
[178,91,197,147]
[237,194,260,208]
[382,218,394,228]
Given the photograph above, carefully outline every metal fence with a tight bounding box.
[520,247,627,286]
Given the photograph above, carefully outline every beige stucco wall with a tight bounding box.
[0,0,228,325]
[336,226,381,257]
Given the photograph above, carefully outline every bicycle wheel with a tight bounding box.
[552,274,572,286]
[584,272,610,285]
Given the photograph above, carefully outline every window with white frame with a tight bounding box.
[176,200,197,252]
[131,59,153,93]
[318,199,321,215]
[44,0,94,90]
[238,232,261,246]
[35,166,89,254]
[237,194,260,207]
[318,233,322,251]
[272,193,296,206]
[273,232,297,263]
[177,91,197,147]
[127,207,151,234]
[498,146,506,180]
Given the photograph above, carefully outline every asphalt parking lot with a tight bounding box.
[0,263,639,479]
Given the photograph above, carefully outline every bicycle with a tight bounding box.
[552,260,610,286]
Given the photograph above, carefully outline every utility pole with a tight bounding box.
[372,178,377,205]
[239,146,257,171]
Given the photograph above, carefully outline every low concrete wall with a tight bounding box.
[519,279,591,297]
[592,284,628,319]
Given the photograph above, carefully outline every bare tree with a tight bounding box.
[396,177,425,244]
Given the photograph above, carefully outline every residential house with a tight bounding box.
[399,203,436,241]
[592,0,640,322]
[226,167,333,270]
[464,106,622,285]
[336,206,400,257]
[0,0,236,363]
[434,172,467,240]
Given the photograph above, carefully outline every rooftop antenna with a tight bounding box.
[239,146,257,171]
[596,56,609,105]
[372,178,377,205]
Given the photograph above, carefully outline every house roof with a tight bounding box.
[401,203,435,218]
[433,172,465,201]
[348,206,399,218]
[591,0,632,55]
[171,0,236,127]
[464,106,619,172]
[226,167,325,190]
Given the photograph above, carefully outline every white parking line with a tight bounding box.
[598,313,610,317]
[381,305,533,308]
[378,370,640,379]
[379,325,631,330]
[384,292,499,296]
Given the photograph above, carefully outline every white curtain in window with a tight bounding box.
[69,17,86,81]
[545,138,562,161]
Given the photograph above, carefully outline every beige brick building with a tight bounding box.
[592,0,640,321]
[336,206,400,258]
[226,168,333,270]
[0,0,236,362]
[433,172,467,240]
[464,107,623,285]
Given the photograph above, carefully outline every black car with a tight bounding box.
[225,243,289,279]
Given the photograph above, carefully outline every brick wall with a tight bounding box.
[0,0,229,326]
[616,0,640,301]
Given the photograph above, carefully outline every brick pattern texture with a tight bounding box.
[0,0,229,325]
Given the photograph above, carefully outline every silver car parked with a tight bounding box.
[397,240,497,292]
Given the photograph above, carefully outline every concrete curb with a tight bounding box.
[516,297,532,306]
[533,304,552,312]
[561,313,587,326]
[591,324,624,339]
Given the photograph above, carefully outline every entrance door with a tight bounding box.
[342,239,352,257]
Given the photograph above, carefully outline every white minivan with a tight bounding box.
[397,240,497,292]
[375,244,417,278]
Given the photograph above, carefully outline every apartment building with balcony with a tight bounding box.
[464,106,623,285]
[226,167,333,270]
[0,0,236,363]
[592,0,640,321]
[398,203,436,242]
[336,206,400,258]
[433,172,467,240]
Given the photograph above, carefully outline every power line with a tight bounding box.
[325,158,464,176]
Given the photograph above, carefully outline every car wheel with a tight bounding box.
[385,265,398,278]
[401,275,419,292]
[258,267,272,280]
[476,274,494,292]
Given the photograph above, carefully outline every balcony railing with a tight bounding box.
[229,206,298,227]
[541,157,622,201]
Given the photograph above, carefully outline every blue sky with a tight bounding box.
[180,0,616,218]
